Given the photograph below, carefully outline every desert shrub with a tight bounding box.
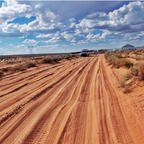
[53,57,62,62]
[121,72,132,86]
[104,51,112,60]
[112,58,133,68]
[130,62,144,80]
[1,67,9,72]
[9,64,26,72]
[25,62,36,68]
[0,71,3,77]
[41,55,77,64]
[124,60,133,68]
[62,54,75,60]
[105,52,118,65]
[16,64,26,71]
[130,66,139,76]
[137,62,144,80]
[120,72,132,93]
[105,51,133,69]
[123,86,131,93]
[41,57,57,64]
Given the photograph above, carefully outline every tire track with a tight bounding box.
[0,58,87,114]
[0,55,140,144]
[0,57,93,144]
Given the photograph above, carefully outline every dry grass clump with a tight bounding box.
[1,67,9,72]
[136,62,144,80]
[9,65,26,72]
[0,54,78,77]
[9,62,36,72]
[0,71,3,77]
[0,62,36,75]
[130,66,139,76]
[62,54,78,60]
[120,72,132,87]
[105,51,118,65]
[24,62,36,68]
[105,52,133,68]
[120,72,132,93]
[129,62,144,80]
[40,57,60,64]
[105,49,144,93]
[41,54,77,64]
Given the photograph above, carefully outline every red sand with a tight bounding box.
[0,55,144,144]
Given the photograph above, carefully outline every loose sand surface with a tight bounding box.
[0,55,144,144]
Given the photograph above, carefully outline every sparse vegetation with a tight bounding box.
[137,62,144,80]
[105,52,133,68]
[25,62,36,68]
[0,71,3,77]
[0,54,78,77]
[120,72,132,93]
[120,72,132,88]
[1,67,9,72]
[41,57,60,64]
[40,54,77,64]
[105,49,144,93]
[130,66,138,76]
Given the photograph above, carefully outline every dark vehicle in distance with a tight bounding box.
[81,49,89,57]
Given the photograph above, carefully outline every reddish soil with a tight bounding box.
[0,55,144,144]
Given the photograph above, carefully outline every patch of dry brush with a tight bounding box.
[0,54,78,78]
[105,49,144,93]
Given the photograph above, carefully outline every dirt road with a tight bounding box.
[0,55,144,144]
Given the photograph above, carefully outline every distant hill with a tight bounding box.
[122,44,135,50]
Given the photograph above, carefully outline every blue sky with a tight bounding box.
[0,0,144,55]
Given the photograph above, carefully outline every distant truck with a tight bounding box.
[81,49,89,57]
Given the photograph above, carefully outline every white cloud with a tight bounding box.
[0,0,143,47]
[36,34,53,38]
[0,0,59,35]
[0,0,31,24]
[86,33,99,41]
[79,1,144,33]
[23,39,38,45]
[19,9,58,33]
[61,32,73,41]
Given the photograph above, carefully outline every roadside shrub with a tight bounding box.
[41,57,57,64]
[15,64,26,71]
[25,62,36,68]
[137,62,144,80]
[64,54,78,59]
[62,54,74,60]
[1,67,9,72]
[40,55,77,64]
[112,58,131,68]
[120,72,132,88]
[123,86,131,93]
[53,57,62,62]
[0,71,3,77]
[120,72,132,93]
[124,60,133,68]
[130,62,144,80]
[130,66,139,76]
[105,52,133,69]
[9,64,26,72]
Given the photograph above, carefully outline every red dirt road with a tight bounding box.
[0,55,144,144]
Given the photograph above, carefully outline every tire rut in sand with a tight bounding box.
[0,58,86,113]
[0,55,138,144]
[0,58,93,144]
